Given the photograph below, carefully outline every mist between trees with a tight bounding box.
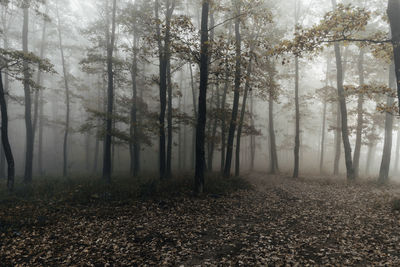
[0,0,399,193]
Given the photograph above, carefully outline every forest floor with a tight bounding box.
[1,173,400,266]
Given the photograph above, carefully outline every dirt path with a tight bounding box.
[1,174,400,266]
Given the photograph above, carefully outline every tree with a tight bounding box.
[378,64,395,183]
[353,48,365,178]
[388,0,400,113]
[56,1,71,177]
[194,0,209,194]
[0,69,14,191]
[155,0,175,179]
[103,0,117,183]
[224,0,241,178]
[293,0,300,178]
[22,2,34,183]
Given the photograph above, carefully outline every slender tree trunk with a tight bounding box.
[56,4,71,177]
[293,55,300,178]
[220,58,229,173]
[102,0,117,183]
[38,89,44,175]
[235,50,254,176]
[155,0,174,179]
[130,32,140,177]
[378,64,395,183]
[333,102,341,175]
[319,100,327,174]
[93,75,103,173]
[208,84,219,172]
[332,0,354,181]
[269,91,278,174]
[23,7,34,183]
[166,61,173,178]
[194,0,209,194]
[388,0,400,113]
[0,71,14,191]
[33,7,48,143]
[178,93,182,170]
[353,48,365,178]
[189,63,197,170]
[320,57,330,174]
[395,128,400,174]
[250,91,255,171]
[0,36,9,179]
[224,1,241,178]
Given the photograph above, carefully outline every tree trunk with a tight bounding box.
[293,55,300,178]
[166,61,173,178]
[0,70,14,191]
[23,7,34,183]
[33,6,48,145]
[194,0,209,194]
[56,4,71,177]
[269,91,278,174]
[395,128,400,174]
[388,0,400,113]
[235,49,254,176]
[0,36,9,179]
[333,102,341,175]
[320,57,330,174]
[178,92,182,170]
[130,32,140,177]
[208,85,219,172]
[353,48,365,178]
[220,57,229,173]
[155,0,174,179]
[378,64,395,183]
[332,0,354,181]
[319,100,327,174]
[224,1,241,178]
[250,91,256,171]
[102,0,117,183]
[189,63,197,170]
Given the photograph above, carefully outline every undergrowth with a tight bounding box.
[0,173,252,205]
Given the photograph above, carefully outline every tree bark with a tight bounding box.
[208,85,219,172]
[166,61,173,178]
[56,4,71,177]
[189,63,197,170]
[130,31,140,177]
[293,55,300,178]
[269,91,279,174]
[194,0,209,194]
[0,35,9,179]
[102,0,117,183]
[332,0,354,181]
[0,70,14,191]
[378,64,395,183]
[22,6,34,183]
[353,48,365,178]
[155,0,174,179]
[333,102,341,175]
[235,46,255,176]
[224,1,241,178]
[388,0,400,113]
[395,128,400,174]
[320,57,330,174]
[250,91,255,171]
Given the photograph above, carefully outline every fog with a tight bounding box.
[0,0,397,183]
